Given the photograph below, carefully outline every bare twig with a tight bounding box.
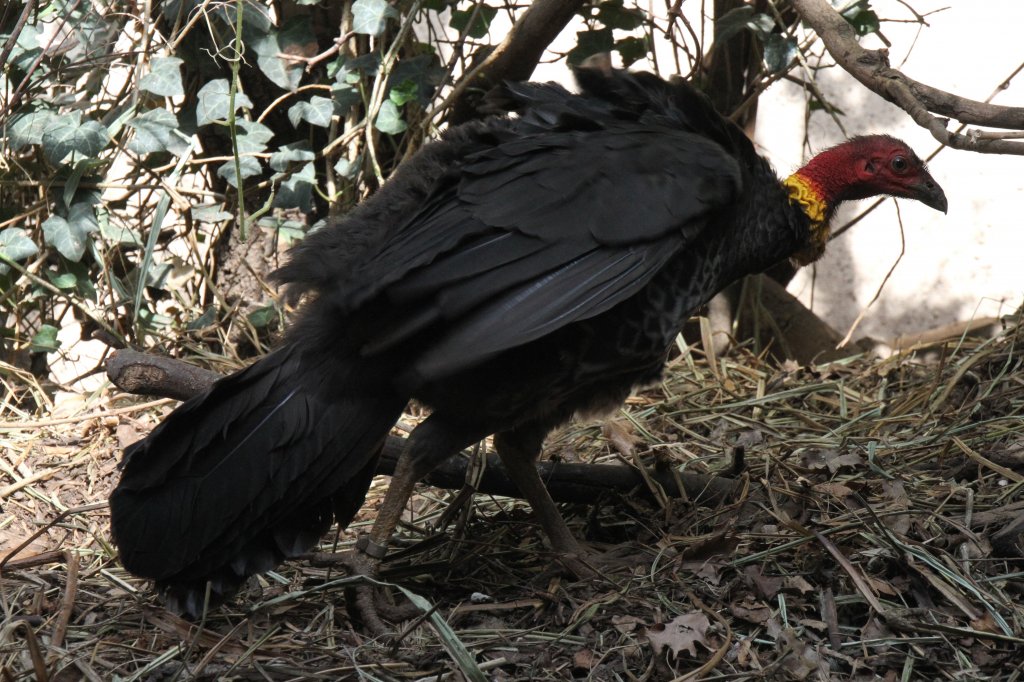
[790,0,1024,154]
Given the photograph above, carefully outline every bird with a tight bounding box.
[109,61,947,627]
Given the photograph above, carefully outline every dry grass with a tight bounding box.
[1,310,1023,681]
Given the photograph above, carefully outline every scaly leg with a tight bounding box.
[494,423,598,579]
[334,416,485,635]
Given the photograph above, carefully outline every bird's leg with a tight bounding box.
[494,424,599,580]
[340,416,485,635]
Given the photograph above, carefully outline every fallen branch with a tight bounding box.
[105,349,740,506]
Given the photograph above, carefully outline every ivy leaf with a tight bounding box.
[389,54,444,105]
[247,304,280,329]
[567,28,614,66]
[127,108,185,155]
[9,111,60,150]
[352,0,398,36]
[450,4,498,39]
[334,155,362,179]
[288,96,338,128]
[217,156,263,188]
[196,79,254,126]
[192,204,235,223]
[100,218,143,246]
[596,0,645,30]
[389,80,420,106]
[374,99,406,135]
[41,116,109,165]
[0,228,39,275]
[763,34,797,73]
[30,325,61,353]
[842,1,880,36]
[139,56,185,97]
[273,161,316,212]
[42,204,97,261]
[269,142,315,172]
[615,36,649,66]
[253,19,314,91]
[235,119,274,153]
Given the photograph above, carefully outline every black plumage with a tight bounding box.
[110,64,945,617]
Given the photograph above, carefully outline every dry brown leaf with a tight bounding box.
[812,481,855,499]
[743,564,783,599]
[601,419,637,457]
[776,628,827,680]
[783,575,815,594]
[611,614,643,634]
[573,648,598,671]
[645,612,711,658]
[729,600,771,625]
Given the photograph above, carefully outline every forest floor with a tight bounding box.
[1,310,1023,681]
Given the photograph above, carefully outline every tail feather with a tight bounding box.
[110,344,405,614]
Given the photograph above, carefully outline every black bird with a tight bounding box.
[110,62,947,625]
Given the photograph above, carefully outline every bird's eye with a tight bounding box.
[890,156,909,173]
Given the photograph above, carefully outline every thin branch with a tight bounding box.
[790,0,1024,154]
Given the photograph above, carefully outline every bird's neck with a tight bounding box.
[782,143,862,265]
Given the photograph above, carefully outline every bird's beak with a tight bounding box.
[912,176,948,214]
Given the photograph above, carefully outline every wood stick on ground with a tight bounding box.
[106,349,740,506]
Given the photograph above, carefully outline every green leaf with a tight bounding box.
[269,142,315,172]
[389,80,420,107]
[615,35,649,66]
[217,156,263,188]
[596,0,645,30]
[47,270,78,290]
[247,304,279,329]
[191,205,234,223]
[235,119,274,153]
[100,218,143,246]
[352,0,398,36]
[334,155,362,179]
[41,116,109,165]
[0,228,39,275]
[127,108,185,155]
[450,4,498,39]
[186,306,218,331]
[42,210,94,262]
[842,2,880,36]
[9,111,60,150]
[273,161,316,212]
[374,99,407,135]
[715,5,754,44]
[196,79,254,126]
[253,19,314,91]
[388,54,445,105]
[567,28,615,66]
[288,96,338,128]
[30,325,61,353]
[139,56,185,97]
[332,82,362,111]
[763,34,797,73]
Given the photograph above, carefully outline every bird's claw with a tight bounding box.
[308,542,421,637]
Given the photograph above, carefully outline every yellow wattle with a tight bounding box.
[782,173,831,261]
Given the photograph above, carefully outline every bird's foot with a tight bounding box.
[309,538,422,637]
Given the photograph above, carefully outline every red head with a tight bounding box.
[791,135,947,216]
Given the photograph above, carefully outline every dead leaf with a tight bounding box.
[812,481,855,499]
[573,648,598,671]
[602,420,636,457]
[825,451,865,473]
[730,600,771,625]
[611,615,642,634]
[645,612,711,658]
[783,575,815,594]
[743,564,783,599]
[776,629,827,680]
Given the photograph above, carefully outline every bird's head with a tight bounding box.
[838,135,947,212]
[784,134,947,264]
